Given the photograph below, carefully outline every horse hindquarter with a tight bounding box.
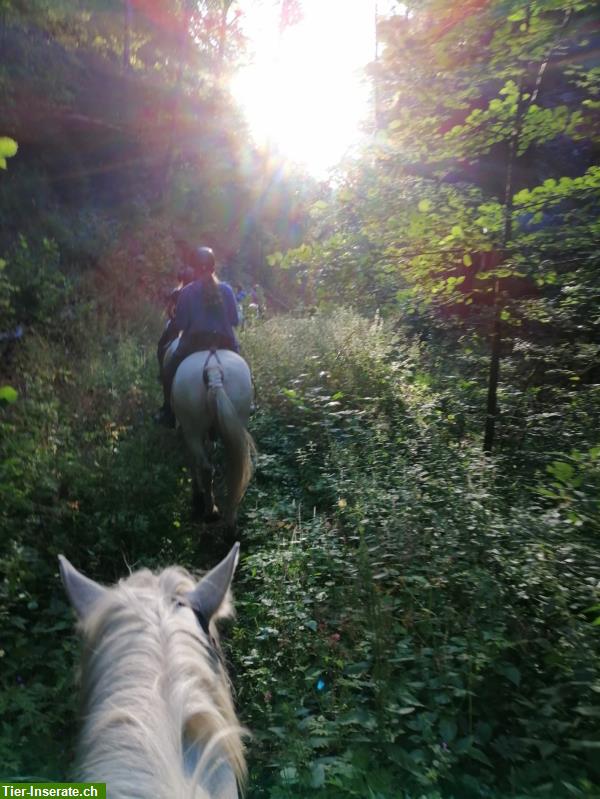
[172,351,254,525]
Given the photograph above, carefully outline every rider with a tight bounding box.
[156,264,195,374]
[155,246,240,427]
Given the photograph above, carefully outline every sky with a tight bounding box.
[232,0,398,177]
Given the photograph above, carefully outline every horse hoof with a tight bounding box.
[204,507,221,524]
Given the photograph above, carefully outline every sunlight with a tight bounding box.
[233,0,378,177]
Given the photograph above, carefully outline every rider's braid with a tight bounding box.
[191,246,225,314]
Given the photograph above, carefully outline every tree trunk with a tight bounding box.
[482,4,572,452]
[161,10,189,200]
[482,3,533,453]
[482,101,522,453]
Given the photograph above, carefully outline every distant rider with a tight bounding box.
[155,246,239,427]
[234,283,247,329]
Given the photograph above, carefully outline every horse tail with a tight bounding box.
[206,368,255,525]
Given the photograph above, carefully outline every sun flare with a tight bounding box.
[233,0,377,176]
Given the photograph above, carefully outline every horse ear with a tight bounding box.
[186,543,240,622]
[58,555,108,619]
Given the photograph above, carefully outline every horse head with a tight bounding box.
[59,544,245,798]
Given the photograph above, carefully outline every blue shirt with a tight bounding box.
[174,280,239,350]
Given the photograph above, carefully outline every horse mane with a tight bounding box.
[74,566,246,798]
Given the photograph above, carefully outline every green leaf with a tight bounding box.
[266,252,282,267]
[440,718,457,743]
[0,158,7,170]
[280,766,298,782]
[497,664,521,686]
[0,137,18,158]
[568,740,600,750]
[344,661,370,675]
[418,199,431,213]
[463,253,472,267]
[310,762,325,788]
[0,385,18,403]
[547,461,575,483]
[455,735,474,753]
[575,705,600,718]
[469,747,493,766]
[451,225,463,238]
[534,740,558,758]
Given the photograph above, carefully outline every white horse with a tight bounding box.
[164,342,255,531]
[59,544,245,799]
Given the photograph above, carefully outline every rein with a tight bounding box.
[176,598,223,668]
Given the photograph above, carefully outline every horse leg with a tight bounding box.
[222,500,238,539]
[194,436,220,523]
[182,435,204,520]
[191,468,205,519]
[180,425,218,525]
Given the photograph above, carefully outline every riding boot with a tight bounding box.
[157,323,177,380]
[155,338,190,427]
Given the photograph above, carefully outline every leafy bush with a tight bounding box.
[1,236,72,334]
[232,312,600,798]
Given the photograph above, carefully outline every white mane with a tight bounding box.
[73,566,246,798]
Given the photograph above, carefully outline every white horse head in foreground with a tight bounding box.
[59,544,245,799]
[165,344,255,532]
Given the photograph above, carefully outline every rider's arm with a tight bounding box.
[166,288,180,321]
[173,287,190,334]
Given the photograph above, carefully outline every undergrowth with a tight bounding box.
[1,309,599,798]
[236,312,600,798]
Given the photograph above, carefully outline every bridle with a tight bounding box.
[175,598,224,669]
